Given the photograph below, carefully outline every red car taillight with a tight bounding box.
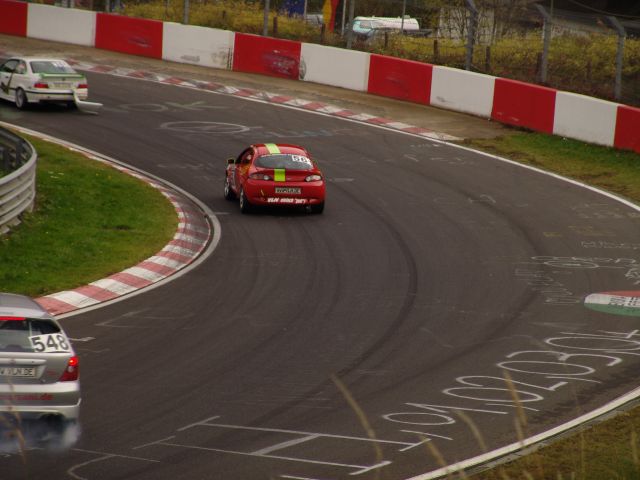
[77,83,88,89]
[249,173,272,181]
[59,356,79,382]
[33,82,49,89]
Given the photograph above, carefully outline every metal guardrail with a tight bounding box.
[0,127,37,235]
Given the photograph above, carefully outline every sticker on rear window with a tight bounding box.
[29,334,71,353]
[291,155,312,166]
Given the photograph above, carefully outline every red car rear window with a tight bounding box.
[256,154,314,171]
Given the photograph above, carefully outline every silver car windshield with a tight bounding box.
[30,61,76,75]
[256,154,314,170]
[0,318,61,353]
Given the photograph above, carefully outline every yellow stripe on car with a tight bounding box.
[265,143,281,154]
[274,169,286,182]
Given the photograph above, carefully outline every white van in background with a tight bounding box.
[351,16,420,38]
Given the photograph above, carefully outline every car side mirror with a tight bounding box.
[227,158,234,165]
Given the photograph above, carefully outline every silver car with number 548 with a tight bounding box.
[0,293,80,446]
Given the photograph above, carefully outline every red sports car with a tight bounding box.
[224,144,325,214]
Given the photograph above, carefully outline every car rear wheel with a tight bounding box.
[239,187,252,214]
[309,202,324,214]
[224,176,235,200]
[15,88,27,110]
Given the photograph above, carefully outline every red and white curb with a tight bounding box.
[0,122,211,316]
[57,58,459,142]
[584,291,640,317]
[36,179,209,315]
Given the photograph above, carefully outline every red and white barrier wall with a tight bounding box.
[27,4,96,46]
[367,55,432,105]
[162,22,233,69]
[554,92,618,146]
[431,66,495,118]
[1,0,639,154]
[0,0,27,37]
[95,13,163,59]
[491,79,556,134]
[232,33,301,80]
[301,43,369,91]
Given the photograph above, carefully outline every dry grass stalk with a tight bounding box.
[631,426,640,473]
[502,370,547,480]
[455,409,488,453]
[330,373,383,476]
[502,371,528,437]
[424,439,454,480]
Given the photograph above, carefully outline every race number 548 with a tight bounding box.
[30,334,71,353]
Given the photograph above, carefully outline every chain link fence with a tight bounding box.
[44,0,640,106]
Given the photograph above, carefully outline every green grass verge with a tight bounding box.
[461,131,640,480]
[0,135,177,297]
[470,408,640,480]
[464,132,640,203]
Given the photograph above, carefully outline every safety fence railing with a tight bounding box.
[0,127,36,235]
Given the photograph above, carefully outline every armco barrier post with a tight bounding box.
[346,0,355,49]
[465,0,478,71]
[534,4,551,84]
[263,0,269,36]
[606,16,626,102]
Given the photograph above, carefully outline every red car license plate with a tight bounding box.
[275,187,301,194]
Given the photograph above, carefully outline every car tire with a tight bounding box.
[224,176,235,200]
[15,88,27,110]
[239,187,252,214]
[310,202,324,214]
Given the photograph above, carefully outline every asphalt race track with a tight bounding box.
[2,69,640,480]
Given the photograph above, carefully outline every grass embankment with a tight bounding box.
[0,136,177,297]
[463,132,640,480]
[467,133,640,201]
[470,403,640,480]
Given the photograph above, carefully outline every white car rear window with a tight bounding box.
[0,318,61,353]
[30,61,76,75]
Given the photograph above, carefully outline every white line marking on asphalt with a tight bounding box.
[177,415,221,432]
[132,436,176,450]
[251,434,321,456]
[68,449,160,480]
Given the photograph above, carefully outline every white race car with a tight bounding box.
[0,57,88,109]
